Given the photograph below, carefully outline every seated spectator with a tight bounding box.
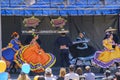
[0,72,10,80]
[0,60,10,80]
[44,68,56,80]
[102,70,114,80]
[38,75,45,80]
[34,75,40,80]
[17,72,31,80]
[57,67,66,80]
[113,72,120,80]
[34,75,45,80]
[64,65,79,80]
[83,66,95,80]
[76,67,83,75]
[76,67,85,80]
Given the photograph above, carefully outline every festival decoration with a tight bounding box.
[23,16,40,28]
[50,17,67,28]
[0,60,6,73]
[22,63,30,74]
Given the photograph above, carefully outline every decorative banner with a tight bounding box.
[23,16,40,28]
[50,17,67,28]
[22,16,69,34]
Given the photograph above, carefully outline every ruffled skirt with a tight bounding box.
[14,45,56,72]
[93,47,120,68]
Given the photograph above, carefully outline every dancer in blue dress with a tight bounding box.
[2,32,22,68]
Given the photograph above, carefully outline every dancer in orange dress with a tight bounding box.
[14,33,56,72]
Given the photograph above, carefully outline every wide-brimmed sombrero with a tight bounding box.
[105,27,117,32]
[57,29,69,33]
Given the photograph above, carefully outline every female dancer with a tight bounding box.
[2,32,22,68]
[14,33,56,72]
[69,32,95,58]
[93,33,120,68]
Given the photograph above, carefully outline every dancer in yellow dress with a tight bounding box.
[93,33,120,68]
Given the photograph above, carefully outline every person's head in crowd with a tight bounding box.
[85,66,91,72]
[34,75,40,80]
[76,67,83,75]
[45,67,53,77]
[59,67,66,77]
[38,75,45,80]
[115,72,120,80]
[34,75,45,80]
[104,70,111,77]
[0,60,10,80]
[17,72,30,80]
[102,70,114,80]
[69,65,75,72]
[11,32,19,39]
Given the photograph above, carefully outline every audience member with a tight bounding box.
[44,68,56,80]
[102,70,114,80]
[114,66,120,80]
[34,75,45,80]
[114,72,120,80]
[17,72,31,80]
[64,65,79,80]
[34,75,40,80]
[76,67,85,80]
[0,72,10,80]
[38,75,45,80]
[0,60,10,80]
[57,67,66,80]
[83,66,95,80]
[76,67,83,75]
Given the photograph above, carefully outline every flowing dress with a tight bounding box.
[14,41,56,72]
[2,38,20,63]
[69,37,95,58]
[93,39,120,68]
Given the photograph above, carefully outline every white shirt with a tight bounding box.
[45,77,56,80]
[83,72,95,80]
[102,76,113,80]
[64,72,79,80]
